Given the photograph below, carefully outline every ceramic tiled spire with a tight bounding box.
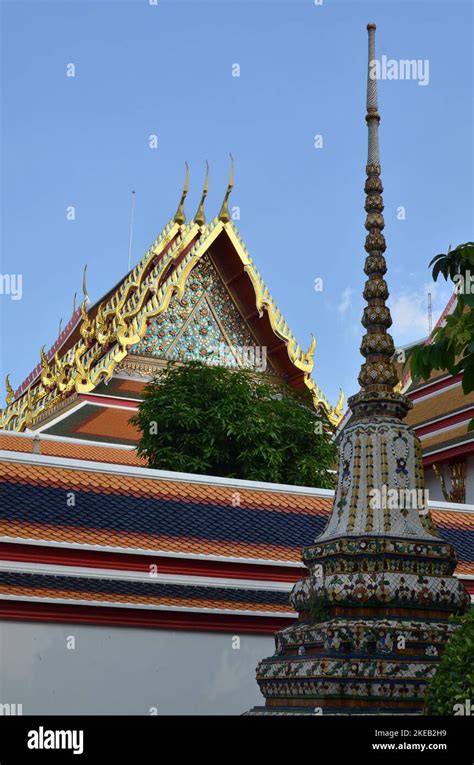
[358,23,398,396]
[350,23,409,422]
[246,24,470,716]
[320,23,433,543]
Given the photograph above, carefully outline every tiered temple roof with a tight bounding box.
[0,431,472,634]
[392,293,474,503]
[1,165,343,442]
[400,294,474,467]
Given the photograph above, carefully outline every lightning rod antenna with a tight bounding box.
[127,190,136,272]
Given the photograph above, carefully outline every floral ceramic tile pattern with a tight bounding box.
[131,254,274,372]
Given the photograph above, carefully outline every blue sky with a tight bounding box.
[1,0,472,409]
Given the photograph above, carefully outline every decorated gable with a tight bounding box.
[1,168,343,435]
[131,254,273,373]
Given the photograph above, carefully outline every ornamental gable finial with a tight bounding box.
[194,161,209,226]
[218,154,234,224]
[173,161,189,226]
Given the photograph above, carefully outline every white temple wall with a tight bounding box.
[0,620,271,715]
[424,465,443,503]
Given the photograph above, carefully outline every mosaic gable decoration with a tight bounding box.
[132,254,274,373]
[246,24,470,716]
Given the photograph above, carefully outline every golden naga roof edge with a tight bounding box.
[0,215,186,430]
[0,218,343,431]
[224,222,343,425]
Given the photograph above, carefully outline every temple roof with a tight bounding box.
[1,197,344,435]
[0,431,472,632]
[396,292,474,464]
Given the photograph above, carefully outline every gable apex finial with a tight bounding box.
[218,154,234,224]
[173,161,189,226]
[82,265,90,304]
[194,161,209,227]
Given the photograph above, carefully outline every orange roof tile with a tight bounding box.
[0,460,331,516]
[74,406,140,440]
[0,432,145,467]
[0,584,288,613]
[1,438,472,576]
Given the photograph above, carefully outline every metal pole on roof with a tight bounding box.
[127,190,136,272]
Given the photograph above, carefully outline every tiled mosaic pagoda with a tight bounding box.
[247,24,470,715]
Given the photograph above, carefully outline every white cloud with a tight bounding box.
[338,286,354,314]
[389,281,452,344]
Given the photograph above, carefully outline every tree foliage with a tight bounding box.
[406,244,474,413]
[424,609,474,715]
[130,361,337,487]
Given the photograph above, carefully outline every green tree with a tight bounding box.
[130,361,337,487]
[407,243,474,409]
[424,609,474,715]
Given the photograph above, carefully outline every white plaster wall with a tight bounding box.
[0,620,272,715]
[424,466,443,503]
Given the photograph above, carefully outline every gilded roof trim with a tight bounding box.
[1,219,343,431]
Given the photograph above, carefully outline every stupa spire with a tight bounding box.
[366,23,380,165]
[246,23,469,717]
[349,24,407,425]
